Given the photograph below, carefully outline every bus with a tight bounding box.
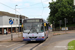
[23,18,50,41]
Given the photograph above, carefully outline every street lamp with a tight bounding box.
[64,18,66,29]
[15,5,18,33]
[64,18,67,33]
[59,20,62,31]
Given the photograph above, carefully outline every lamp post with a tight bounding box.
[15,5,18,34]
[59,20,62,31]
[64,18,67,33]
[64,18,66,30]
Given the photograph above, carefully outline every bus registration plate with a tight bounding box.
[31,39,36,41]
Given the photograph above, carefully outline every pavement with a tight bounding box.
[0,32,23,42]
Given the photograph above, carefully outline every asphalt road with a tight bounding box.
[0,32,75,50]
[35,33,75,50]
[0,32,52,50]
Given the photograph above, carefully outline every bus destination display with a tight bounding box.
[27,20,39,22]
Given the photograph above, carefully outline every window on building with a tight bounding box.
[16,19,18,24]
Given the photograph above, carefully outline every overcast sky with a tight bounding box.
[0,0,56,20]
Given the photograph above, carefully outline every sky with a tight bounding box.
[0,0,56,20]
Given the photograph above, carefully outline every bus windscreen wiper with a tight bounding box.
[28,27,38,34]
[28,27,33,34]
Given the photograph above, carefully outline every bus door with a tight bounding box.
[44,23,48,38]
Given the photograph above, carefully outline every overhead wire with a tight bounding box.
[0,1,49,17]
[19,0,48,9]
[0,2,21,15]
[41,0,45,17]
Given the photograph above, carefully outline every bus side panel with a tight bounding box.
[44,31,48,39]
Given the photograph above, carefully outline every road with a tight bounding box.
[0,32,75,50]
[0,32,52,50]
[36,33,75,50]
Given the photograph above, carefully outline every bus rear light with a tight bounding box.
[42,37,44,38]
[23,37,24,39]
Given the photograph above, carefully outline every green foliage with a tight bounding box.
[47,0,75,27]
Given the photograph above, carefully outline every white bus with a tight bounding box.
[23,18,49,41]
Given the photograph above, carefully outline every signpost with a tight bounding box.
[9,19,13,41]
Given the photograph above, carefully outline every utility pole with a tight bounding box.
[53,21,55,31]
[15,5,18,34]
[59,20,61,31]
[64,18,66,33]
[18,15,20,38]
[11,24,13,41]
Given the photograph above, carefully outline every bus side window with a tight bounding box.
[45,23,48,31]
[41,25,44,32]
[45,26,47,31]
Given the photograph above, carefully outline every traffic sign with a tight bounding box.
[9,20,13,25]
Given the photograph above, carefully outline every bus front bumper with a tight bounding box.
[23,38,45,41]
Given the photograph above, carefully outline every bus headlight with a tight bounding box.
[39,36,42,38]
[24,37,28,39]
[39,36,44,38]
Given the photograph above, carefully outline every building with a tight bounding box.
[0,11,28,34]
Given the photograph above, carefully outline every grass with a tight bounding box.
[68,40,75,50]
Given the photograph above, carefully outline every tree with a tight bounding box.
[47,0,74,27]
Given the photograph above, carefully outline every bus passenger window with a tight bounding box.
[45,23,48,31]
[41,25,44,32]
